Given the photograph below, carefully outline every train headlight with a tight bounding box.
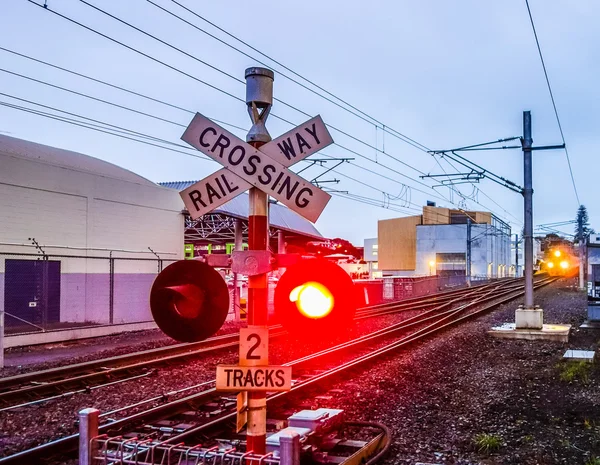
[554,250,561,257]
[547,262,554,268]
[560,261,569,269]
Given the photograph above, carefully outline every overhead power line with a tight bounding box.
[165,0,431,152]
[0,60,450,204]
[524,0,580,206]
[22,0,516,223]
[0,97,438,217]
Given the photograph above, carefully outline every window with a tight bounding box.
[372,262,378,270]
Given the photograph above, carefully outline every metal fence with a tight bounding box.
[0,251,178,335]
[0,248,507,337]
[355,274,501,306]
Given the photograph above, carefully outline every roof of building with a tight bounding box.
[159,180,323,240]
[0,134,157,186]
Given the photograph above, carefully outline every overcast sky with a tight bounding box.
[1,1,597,244]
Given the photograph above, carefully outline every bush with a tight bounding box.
[559,361,591,383]
[473,433,503,454]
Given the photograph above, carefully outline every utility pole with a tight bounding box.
[578,214,585,290]
[245,67,273,455]
[515,233,519,277]
[522,111,534,309]
[466,218,472,286]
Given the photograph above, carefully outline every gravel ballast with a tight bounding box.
[289,278,599,464]
[2,279,596,464]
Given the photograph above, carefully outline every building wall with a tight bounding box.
[363,238,378,262]
[378,216,422,271]
[423,206,449,225]
[415,224,511,278]
[0,140,184,325]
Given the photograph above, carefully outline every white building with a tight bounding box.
[363,237,381,278]
[0,135,183,331]
[377,205,512,279]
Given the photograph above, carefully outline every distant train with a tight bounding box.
[540,246,579,277]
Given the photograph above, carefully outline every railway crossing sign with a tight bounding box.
[180,113,333,223]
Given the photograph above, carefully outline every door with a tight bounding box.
[4,259,61,329]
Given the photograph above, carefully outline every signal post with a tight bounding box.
[150,64,339,454]
[245,68,273,454]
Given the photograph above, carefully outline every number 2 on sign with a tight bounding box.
[239,327,268,366]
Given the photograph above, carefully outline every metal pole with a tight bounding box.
[0,308,4,368]
[522,111,534,308]
[580,240,585,289]
[466,218,472,286]
[78,408,100,465]
[233,219,243,320]
[245,67,273,455]
[515,234,519,277]
[578,214,585,290]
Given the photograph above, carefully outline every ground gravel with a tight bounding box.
[2,279,596,465]
[0,307,416,458]
[278,278,599,465]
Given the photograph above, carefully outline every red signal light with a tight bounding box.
[150,260,229,342]
[290,282,334,318]
[274,259,356,333]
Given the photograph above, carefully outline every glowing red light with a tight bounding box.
[289,282,333,318]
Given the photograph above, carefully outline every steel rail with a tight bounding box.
[0,277,550,464]
[0,280,515,407]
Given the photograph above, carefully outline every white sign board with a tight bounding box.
[181,114,332,223]
[239,326,269,366]
[216,365,292,392]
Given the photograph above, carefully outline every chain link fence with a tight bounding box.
[0,251,177,335]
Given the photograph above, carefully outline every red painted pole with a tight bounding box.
[244,66,274,455]
[246,172,268,455]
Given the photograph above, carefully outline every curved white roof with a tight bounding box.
[0,134,156,186]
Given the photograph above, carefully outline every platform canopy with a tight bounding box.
[159,181,324,247]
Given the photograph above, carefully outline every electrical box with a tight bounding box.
[288,408,344,432]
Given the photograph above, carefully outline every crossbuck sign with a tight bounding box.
[180,114,333,223]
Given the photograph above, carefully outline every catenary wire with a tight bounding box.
[26,0,504,215]
[73,0,430,176]
[0,46,246,132]
[0,99,434,216]
[0,61,450,204]
[22,0,515,222]
[153,0,431,153]
[524,0,580,206]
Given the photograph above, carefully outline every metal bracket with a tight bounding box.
[204,254,232,268]
[231,250,275,276]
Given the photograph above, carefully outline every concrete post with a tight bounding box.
[279,430,300,465]
[79,408,100,465]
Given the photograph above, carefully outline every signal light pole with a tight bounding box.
[245,67,274,455]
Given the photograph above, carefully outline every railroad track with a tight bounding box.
[0,277,556,464]
[0,279,511,410]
